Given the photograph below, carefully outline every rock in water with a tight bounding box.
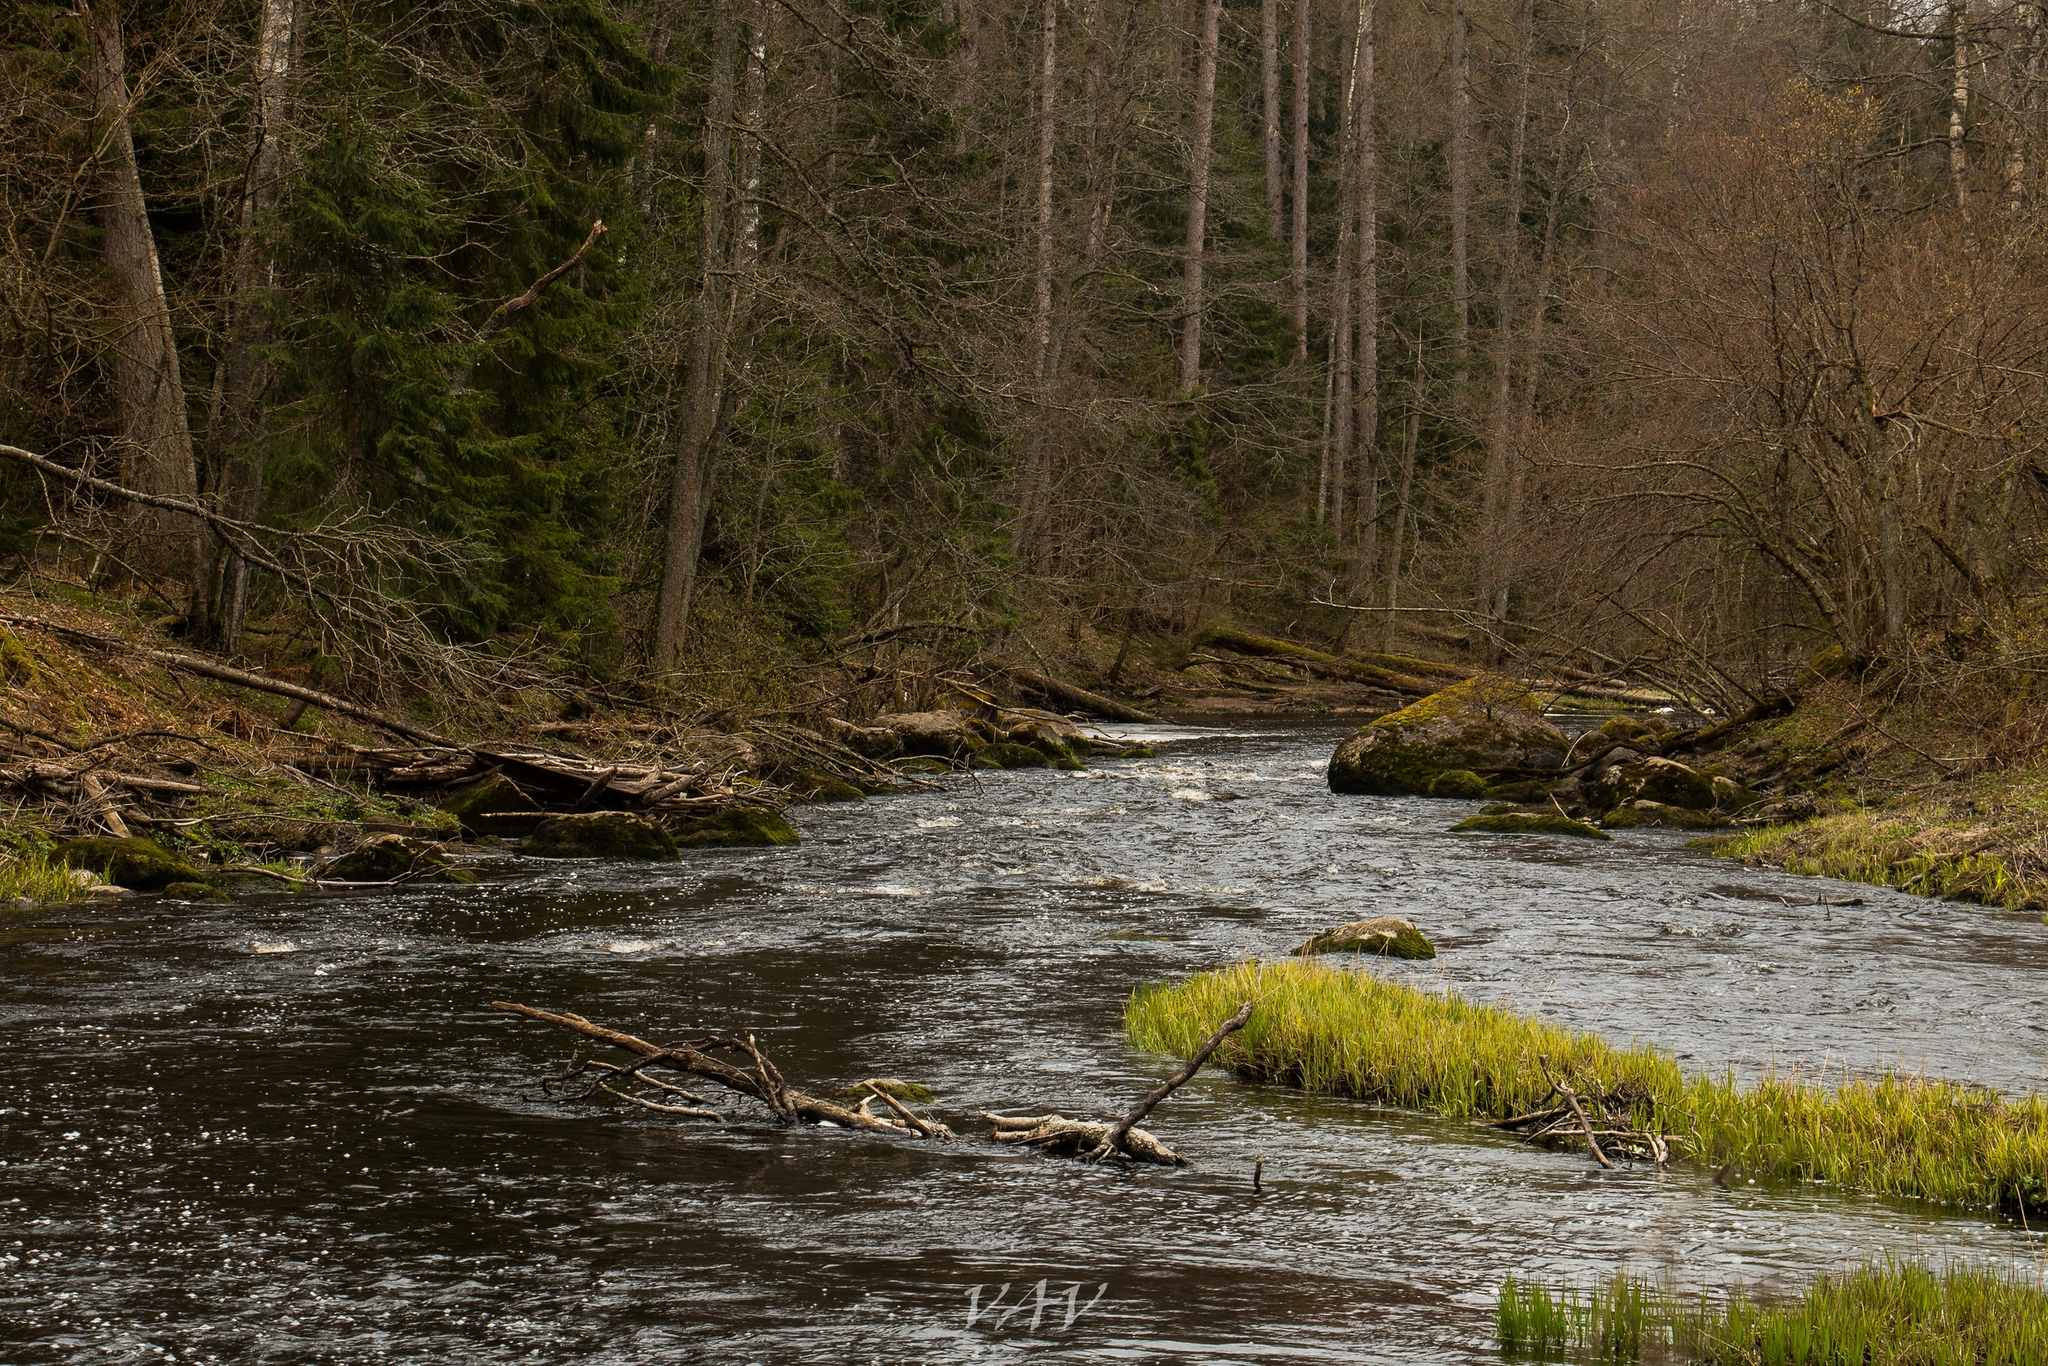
[1328,675,1568,796]
[1600,800,1727,830]
[1450,812,1611,840]
[1426,768,1489,799]
[673,808,800,847]
[790,771,865,802]
[441,772,542,836]
[1292,916,1437,960]
[524,812,680,861]
[53,837,204,890]
[978,741,1052,769]
[322,834,477,883]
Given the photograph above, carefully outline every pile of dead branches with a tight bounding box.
[1478,1056,1673,1168]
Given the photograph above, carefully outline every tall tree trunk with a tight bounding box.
[1178,0,1223,393]
[652,0,741,665]
[1383,328,1422,651]
[1015,0,1061,557]
[1449,0,1470,379]
[1328,5,1360,539]
[89,2,201,584]
[1261,0,1283,241]
[739,0,768,271]
[200,0,297,649]
[1290,0,1310,358]
[1477,0,1533,660]
[1350,0,1378,601]
[1951,0,1972,213]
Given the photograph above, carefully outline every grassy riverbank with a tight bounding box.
[1497,1260,2048,1363]
[1126,960,2048,1212]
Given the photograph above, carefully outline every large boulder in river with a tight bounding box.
[1328,675,1568,796]
[1583,755,1716,814]
[1292,916,1436,960]
[524,812,679,861]
[54,836,203,890]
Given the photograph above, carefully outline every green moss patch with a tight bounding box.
[980,742,1052,769]
[675,807,800,848]
[1293,916,1436,959]
[1450,812,1610,840]
[525,812,680,861]
[1426,768,1488,799]
[54,837,205,890]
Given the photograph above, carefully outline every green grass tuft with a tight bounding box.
[1500,1259,2048,1364]
[0,852,88,908]
[1712,814,2037,910]
[1127,959,2048,1212]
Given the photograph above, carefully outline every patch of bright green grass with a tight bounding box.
[0,853,87,908]
[1126,959,2048,1212]
[1499,1259,2048,1364]
[1709,814,2035,910]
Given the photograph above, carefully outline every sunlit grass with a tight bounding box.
[0,852,86,909]
[1710,814,2036,911]
[1126,959,2048,1212]
[1497,1259,2048,1364]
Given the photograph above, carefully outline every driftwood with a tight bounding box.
[985,999,1256,1167]
[1479,1063,1672,1167]
[493,1001,953,1140]
[1005,666,1158,723]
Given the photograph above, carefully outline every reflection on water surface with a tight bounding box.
[4,721,2044,1362]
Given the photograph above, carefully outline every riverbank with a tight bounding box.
[1127,959,2048,1214]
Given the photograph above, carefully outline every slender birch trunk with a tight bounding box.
[1477,0,1533,656]
[88,2,201,583]
[739,0,768,271]
[201,0,297,647]
[1178,0,1223,394]
[1261,0,1283,240]
[652,0,741,664]
[1328,6,1360,540]
[1383,329,1422,651]
[1015,0,1061,556]
[1351,0,1378,596]
[1950,0,1971,213]
[1449,0,1470,377]
[1290,0,1310,357]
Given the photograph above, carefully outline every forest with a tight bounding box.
[5,0,2044,716]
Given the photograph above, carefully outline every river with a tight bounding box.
[4,720,2045,1363]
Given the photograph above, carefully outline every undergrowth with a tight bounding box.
[1126,959,2048,1212]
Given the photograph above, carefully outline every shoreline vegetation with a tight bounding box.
[1496,1260,2048,1365]
[1125,960,2048,1214]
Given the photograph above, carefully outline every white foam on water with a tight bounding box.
[247,941,297,955]
[914,816,961,829]
[1170,788,1212,802]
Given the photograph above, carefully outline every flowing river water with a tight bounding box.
[5,719,2047,1364]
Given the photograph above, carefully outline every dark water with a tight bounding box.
[5,721,2046,1364]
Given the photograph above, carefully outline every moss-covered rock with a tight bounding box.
[674,807,800,848]
[894,756,953,775]
[1292,916,1437,959]
[1483,777,1554,804]
[1601,800,1728,831]
[1480,801,1532,815]
[873,710,982,758]
[1427,768,1489,799]
[1329,674,1570,796]
[1585,755,1718,814]
[979,742,1052,769]
[791,771,866,802]
[440,773,541,835]
[524,812,680,861]
[160,880,227,901]
[323,833,478,883]
[54,837,204,890]
[1450,812,1611,840]
[832,1077,936,1104]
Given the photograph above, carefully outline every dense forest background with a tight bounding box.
[4,0,2046,716]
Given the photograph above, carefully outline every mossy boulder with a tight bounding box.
[1292,916,1437,960]
[1483,778,1554,804]
[322,834,477,883]
[674,807,800,848]
[1601,800,1728,831]
[440,773,542,836]
[1426,768,1489,799]
[980,741,1052,769]
[1450,812,1611,840]
[54,837,204,891]
[160,881,227,901]
[894,756,953,775]
[1585,755,1717,814]
[832,1077,936,1104]
[872,710,982,759]
[791,771,866,802]
[1329,674,1569,796]
[524,812,680,861]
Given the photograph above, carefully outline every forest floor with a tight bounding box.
[1697,674,2048,916]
